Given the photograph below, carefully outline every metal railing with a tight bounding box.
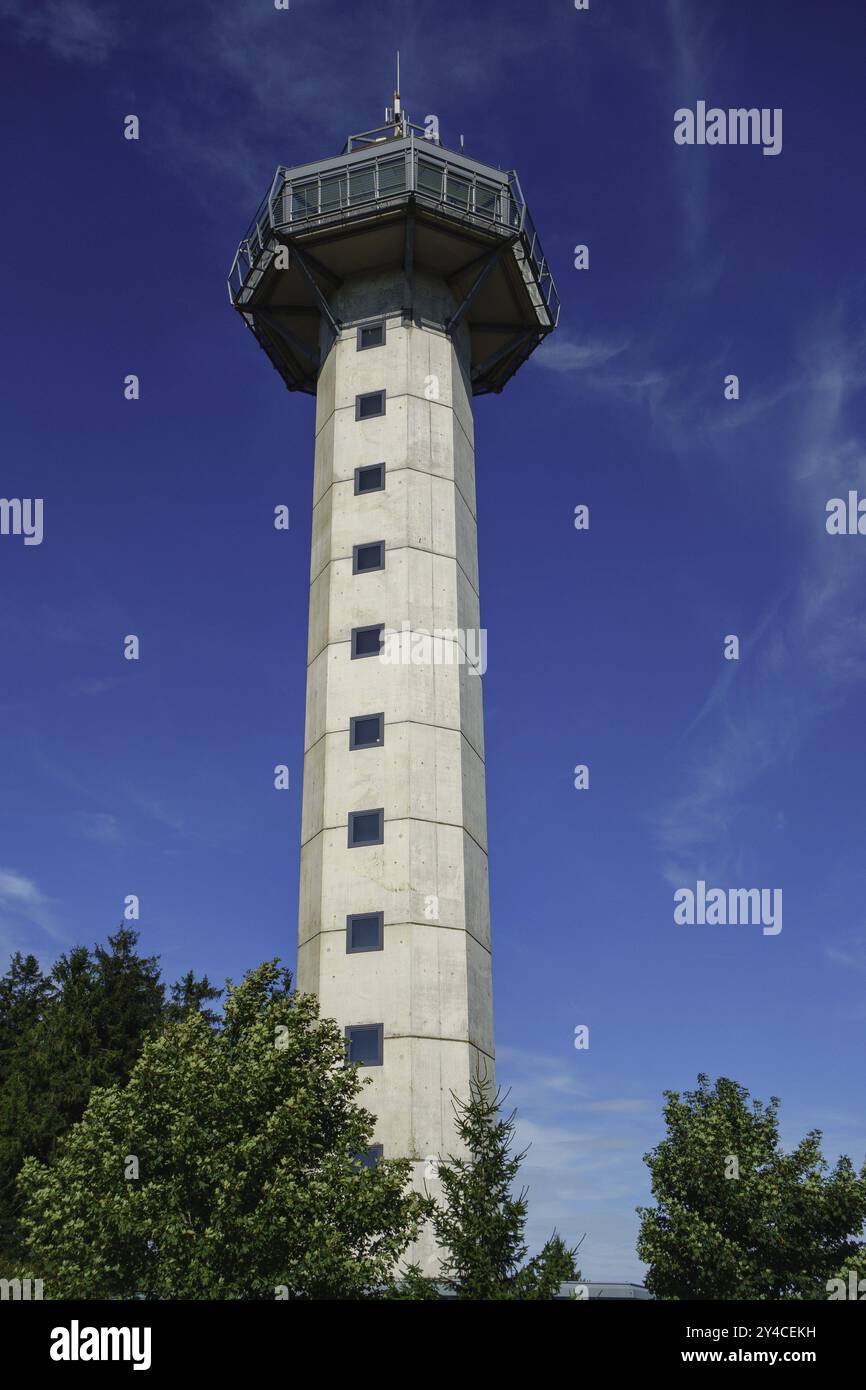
[228,132,559,327]
[344,118,434,152]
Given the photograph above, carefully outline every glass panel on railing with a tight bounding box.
[417,159,443,199]
[475,182,498,219]
[377,158,405,196]
[292,182,318,219]
[320,174,346,212]
[275,183,291,226]
[446,173,470,209]
[349,165,375,203]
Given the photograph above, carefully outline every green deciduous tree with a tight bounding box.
[0,927,217,1273]
[417,1074,580,1299]
[17,961,429,1299]
[636,1074,866,1300]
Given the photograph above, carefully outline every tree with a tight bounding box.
[418,1072,580,1299]
[17,961,429,1299]
[0,927,216,1274]
[636,1074,866,1300]
[0,953,52,1087]
[164,969,222,1027]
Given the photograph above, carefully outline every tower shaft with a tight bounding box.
[229,114,560,1276]
[298,270,494,1266]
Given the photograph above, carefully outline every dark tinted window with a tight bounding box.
[351,624,383,658]
[353,541,384,574]
[355,1143,384,1168]
[355,463,385,494]
[358,322,385,350]
[348,809,384,847]
[350,714,384,749]
[345,1024,383,1066]
[356,390,385,420]
[347,912,384,952]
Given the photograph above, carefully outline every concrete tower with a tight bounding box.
[229,80,558,1270]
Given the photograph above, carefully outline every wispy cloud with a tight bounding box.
[664,0,726,271]
[67,675,127,698]
[0,0,120,64]
[654,306,866,875]
[76,811,123,845]
[826,934,866,973]
[496,1046,653,1280]
[0,867,64,964]
[531,328,714,457]
[28,748,191,848]
[532,335,629,375]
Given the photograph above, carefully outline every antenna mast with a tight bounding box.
[393,50,406,135]
[384,50,407,136]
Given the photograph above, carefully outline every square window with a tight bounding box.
[353,541,385,574]
[355,462,385,495]
[348,808,384,848]
[355,1143,384,1168]
[357,321,385,351]
[350,713,384,750]
[347,911,384,953]
[355,390,386,420]
[351,623,384,659]
[345,1023,384,1066]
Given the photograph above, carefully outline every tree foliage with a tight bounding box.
[0,926,218,1273]
[17,961,428,1299]
[636,1074,866,1299]
[420,1073,580,1299]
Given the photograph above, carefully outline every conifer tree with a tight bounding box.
[0,927,215,1273]
[425,1074,581,1299]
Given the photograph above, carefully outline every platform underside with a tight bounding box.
[233,197,554,395]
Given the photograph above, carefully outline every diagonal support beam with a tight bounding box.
[272,235,342,288]
[446,238,512,286]
[257,310,321,370]
[244,317,316,394]
[275,237,342,338]
[470,329,537,387]
[403,198,415,322]
[444,238,515,337]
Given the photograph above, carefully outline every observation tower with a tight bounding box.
[228,69,558,1270]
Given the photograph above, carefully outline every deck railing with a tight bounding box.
[228,132,559,327]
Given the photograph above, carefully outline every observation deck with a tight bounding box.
[227,122,559,395]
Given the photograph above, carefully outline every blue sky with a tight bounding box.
[1,0,865,1280]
